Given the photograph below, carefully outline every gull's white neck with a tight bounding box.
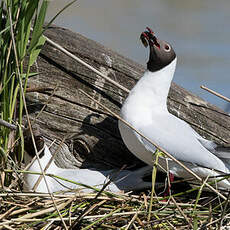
[121,58,177,122]
[134,58,176,107]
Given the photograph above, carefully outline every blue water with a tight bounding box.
[47,0,230,112]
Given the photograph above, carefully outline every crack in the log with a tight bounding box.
[68,47,144,82]
[39,53,122,108]
[39,91,117,117]
[41,45,127,97]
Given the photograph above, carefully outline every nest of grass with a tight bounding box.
[1,180,230,229]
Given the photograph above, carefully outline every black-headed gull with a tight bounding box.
[119,27,230,189]
[23,137,152,193]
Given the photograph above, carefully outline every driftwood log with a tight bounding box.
[25,25,230,170]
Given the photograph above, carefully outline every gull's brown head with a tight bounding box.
[140,27,176,72]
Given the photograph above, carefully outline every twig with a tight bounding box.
[1,224,15,230]
[218,192,230,229]
[0,119,17,130]
[0,207,16,221]
[32,135,68,191]
[193,176,209,216]
[79,89,227,200]
[171,196,192,228]
[200,85,230,103]
[43,34,130,93]
[18,197,73,219]
[69,165,128,228]
[81,207,122,230]
[34,84,58,121]
[148,150,160,221]
[125,203,144,230]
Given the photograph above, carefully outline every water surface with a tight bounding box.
[47,0,230,111]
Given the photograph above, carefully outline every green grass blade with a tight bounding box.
[28,0,48,53]
[148,149,160,221]
[28,35,46,67]
[20,72,39,79]
[0,22,16,36]
[24,0,39,27]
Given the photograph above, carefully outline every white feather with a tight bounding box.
[119,58,230,190]
[24,145,152,193]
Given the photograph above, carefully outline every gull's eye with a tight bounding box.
[164,44,171,52]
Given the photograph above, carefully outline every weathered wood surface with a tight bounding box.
[25,25,230,169]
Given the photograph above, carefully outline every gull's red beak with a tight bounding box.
[140,27,160,49]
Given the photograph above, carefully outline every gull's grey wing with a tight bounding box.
[191,128,230,160]
[135,112,229,171]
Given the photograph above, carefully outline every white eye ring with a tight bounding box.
[164,44,171,52]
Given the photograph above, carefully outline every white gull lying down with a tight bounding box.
[24,144,152,193]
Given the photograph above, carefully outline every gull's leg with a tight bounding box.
[164,172,174,197]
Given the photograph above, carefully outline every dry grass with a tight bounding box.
[0,181,230,229]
